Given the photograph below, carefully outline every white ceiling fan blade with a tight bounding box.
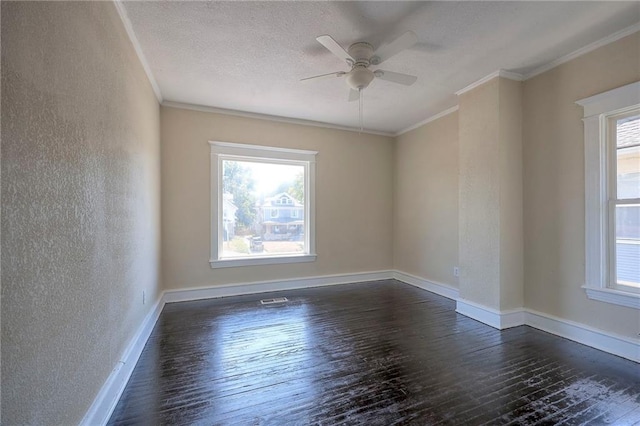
[372,31,418,64]
[348,89,360,102]
[316,35,354,63]
[374,70,417,86]
[300,71,346,82]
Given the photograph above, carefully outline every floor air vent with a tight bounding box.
[260,297,288,305]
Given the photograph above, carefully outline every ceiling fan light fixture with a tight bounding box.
[346,67,375,90]
[305,31,419,131]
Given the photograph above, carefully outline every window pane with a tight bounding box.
[616,116,639,200]
[221,160,305,259]
[615,204,640,287]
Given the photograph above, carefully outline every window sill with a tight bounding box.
[582,285,640,309]
[210,254,317,269]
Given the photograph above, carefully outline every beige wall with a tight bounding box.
[498,78,524,311]
[161,107,394,290]
[1,2,3,418]
[457,77,524,312]
[393,112,459,287]
[394,32,638,337]
[1,2,161,424]
[523,32,640,339]
[458,79,502,309]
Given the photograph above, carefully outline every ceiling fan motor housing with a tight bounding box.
[347,42,374,62]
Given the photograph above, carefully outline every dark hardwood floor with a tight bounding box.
[108,280,640,425]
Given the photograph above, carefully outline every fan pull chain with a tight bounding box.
[359,88,363,133]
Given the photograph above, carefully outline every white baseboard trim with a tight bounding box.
[80,296,164,426]
[455,299,525,330]
[163,270,395,303]
[525,309,640,363]
[454,299,639,362]
[393,270,459,300]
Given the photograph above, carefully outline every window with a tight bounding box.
[610,113,639,290]
[209,141,317,268]
[577,81,640,309]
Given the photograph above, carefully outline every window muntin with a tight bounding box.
[210,142,316,268]
[609,113,640,290]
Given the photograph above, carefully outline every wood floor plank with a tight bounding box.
[108,280,640,425]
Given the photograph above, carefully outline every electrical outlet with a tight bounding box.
[143,290,146,305]
[453,267,460,277]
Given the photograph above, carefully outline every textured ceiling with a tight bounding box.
[121,1,640,134]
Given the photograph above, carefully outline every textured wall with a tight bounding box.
[1,2,161,424]
[161,106,394,290]
[458,77,524,311]
[458,79,502,309]
[0,2,3,420]
[498,79,524,311]
[523,32,640,339]
[394,112,459,287]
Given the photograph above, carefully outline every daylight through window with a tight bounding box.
[210,142,317,268]
[611,113,640,289]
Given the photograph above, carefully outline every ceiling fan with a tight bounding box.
[302,31,419,102]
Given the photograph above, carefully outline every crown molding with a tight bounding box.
[161,101,395,137]
[524,22,640,80]
[405,23,640,134]
[111,2,638,140]
[113,0,163,103]
[395,106,459,137]
[455,70,525,97]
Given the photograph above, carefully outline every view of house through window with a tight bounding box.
[221,160,305,259]
[613,114,639,288]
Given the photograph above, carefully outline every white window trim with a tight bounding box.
[577,81,640,309]
[209,141,317,268]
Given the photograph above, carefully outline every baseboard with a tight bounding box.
[80,296,165,426]
[163,270,395,303]
[393,270,459,300]
[455,299,525,329]
[454,299,639,362]
[525,309,640,363]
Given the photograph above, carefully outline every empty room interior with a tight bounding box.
[2,1,640,424]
